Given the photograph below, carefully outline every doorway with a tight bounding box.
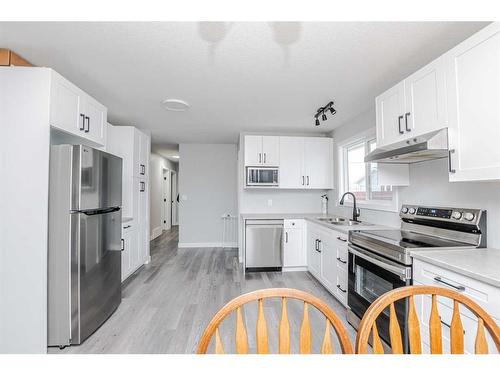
[162,168,171,231]
[171,171,178,226]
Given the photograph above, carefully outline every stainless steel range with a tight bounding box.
[347,205,486,352]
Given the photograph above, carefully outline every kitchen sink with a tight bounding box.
[316,217,366,226]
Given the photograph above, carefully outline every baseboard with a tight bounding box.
[150,226,162,240]
[178,242,238,248]
[282,266,308,272]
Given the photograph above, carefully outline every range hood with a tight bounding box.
[365,128,449,164]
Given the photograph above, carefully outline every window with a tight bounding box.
[340,135,397,210]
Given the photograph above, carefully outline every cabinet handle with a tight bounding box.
[84,116,90,133]
[448,149,456,173]
[79,113,85,131]
[306,176,309,186]
[121,238,124,251]
[336,257,347,264]
[433,276,465,291]
[398,115,404,134]
[140,181,145,192]
[302,176,305,186]
[336,284,347,293]
[336,236,347,242]
[405,112,411,132]
[285,232,288,243]
[123,225,131,229]
[259,153,262,163]
[263,153,266,164]
[316,239,322,253]
[140,164,145,175]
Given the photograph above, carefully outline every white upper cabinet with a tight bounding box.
[278,136,333,189]
[404,58,447,138]
[376,82,406,147]
[49,70,107,146]
[445,23,500,182]
[279,136,305,188]
[304,137,333,189]
[244,135,279,166]
[375,57,447,148]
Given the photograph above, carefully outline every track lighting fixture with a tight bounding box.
[313,100,336,126]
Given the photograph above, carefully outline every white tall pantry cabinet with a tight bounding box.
[106,125,151,281]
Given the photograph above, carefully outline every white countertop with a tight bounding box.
[240,213,392,234]
[411,248,500,288]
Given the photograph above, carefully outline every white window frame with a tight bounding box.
[338,129,399,212]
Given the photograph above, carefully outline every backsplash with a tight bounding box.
[329,158,500,249]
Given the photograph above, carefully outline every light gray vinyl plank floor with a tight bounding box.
[50,226,356,354]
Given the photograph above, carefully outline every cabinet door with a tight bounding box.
[279,137,304,188]
[319,237,337,292]
[138,131,150,178]
[244,135,263,166]
[50,72,82,135]
[304,138,333,189]
[404,57,447,137]
[261,136,279,166]
[81,96,106,146]
[283,228,305,267]
[375,82,405,148]
[445,23,500,182]
[137,178,149,263]
[307,229,321,278]
[122,229,139,281]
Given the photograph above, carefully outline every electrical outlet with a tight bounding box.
[267,199,272,207]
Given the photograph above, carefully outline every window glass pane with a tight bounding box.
[367,138,393,201]
[346,142,366,200]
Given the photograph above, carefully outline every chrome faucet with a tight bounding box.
[340,192,361,222]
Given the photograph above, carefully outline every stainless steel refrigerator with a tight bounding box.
[48,145,123,347]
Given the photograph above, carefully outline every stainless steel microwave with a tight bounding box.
[246,167,279,187]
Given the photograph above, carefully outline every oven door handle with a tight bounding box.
[348,244,411,281]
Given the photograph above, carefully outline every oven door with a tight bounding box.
[246,167,279,186]
[348,244,411,352]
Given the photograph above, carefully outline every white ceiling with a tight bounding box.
[0,22,488,144]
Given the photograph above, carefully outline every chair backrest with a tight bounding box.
[197,288,353,354]
[356,285,500,354]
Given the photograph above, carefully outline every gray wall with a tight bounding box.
[178,144,238,246]
[328,109,500,249]
[149,153,178,239]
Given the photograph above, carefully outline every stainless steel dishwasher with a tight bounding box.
[245,219,283,271]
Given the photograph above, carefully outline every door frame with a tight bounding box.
[171,170,178,226]
[161,168,172,231]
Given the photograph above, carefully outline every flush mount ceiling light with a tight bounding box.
[314,101,336,126]
[161,99,190,112]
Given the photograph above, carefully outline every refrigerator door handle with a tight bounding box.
[81,207,121,216]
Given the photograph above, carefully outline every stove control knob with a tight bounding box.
[408,207,416,215]
[463,212,475,221]
[452,211,462,220]
[401,207,409,214]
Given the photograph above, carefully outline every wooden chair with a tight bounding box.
[356,285,500,354]
[197,288,353,354]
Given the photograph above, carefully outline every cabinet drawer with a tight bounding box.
[335,267,348,306]
[284,219,304,229]
[413,259,500,320]
[336,246,348,271]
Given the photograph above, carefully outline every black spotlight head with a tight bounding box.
[315,118,320,126]
[329,107,336,115]
[321,112,327,121]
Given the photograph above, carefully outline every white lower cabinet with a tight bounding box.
[121,225,139,281]
[413,258,500,354]
[306,222,349,307]
[283,220,306,268]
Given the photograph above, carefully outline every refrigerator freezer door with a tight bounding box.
[72,145,123,211]
[72,208,122,344]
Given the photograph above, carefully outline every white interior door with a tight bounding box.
[162,169,171,230]
[171,172,178,226]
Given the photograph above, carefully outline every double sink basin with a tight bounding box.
[316,217,370,226]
